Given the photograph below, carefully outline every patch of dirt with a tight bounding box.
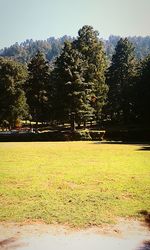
[0,219,149,250]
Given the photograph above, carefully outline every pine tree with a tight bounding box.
[53,42,94,130]
[26,52,50,123]
[107,38,137,124]
[0,57,28,128]
[136,54,150,124]
[74,25,108,124]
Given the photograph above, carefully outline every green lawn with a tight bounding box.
[0,141,150,227]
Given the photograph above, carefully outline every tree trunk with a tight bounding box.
[71,113,76,132]
[71,120,75,132]
[77,123,81,129]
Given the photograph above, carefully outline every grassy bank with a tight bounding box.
[0,142,149,227]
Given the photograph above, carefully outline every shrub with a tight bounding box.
[90,130,105,141]
[71,130,92,141]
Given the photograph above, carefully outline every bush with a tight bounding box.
[90,130,105,141]
[71,130,92,141]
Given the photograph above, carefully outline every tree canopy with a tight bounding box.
[0,57,28,127]
[107,38,137,123]
[0,26,150,131]
[26,52,51,123]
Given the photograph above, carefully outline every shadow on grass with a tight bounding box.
[136,241,150,250]
[0,237,24,249]
[93,141,150,146]
[138,146,150,151]
[139,210,150,230]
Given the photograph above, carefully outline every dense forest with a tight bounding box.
[0,25,150,134]
[0,34,150,64]
[105,35,150,60]
[0,36,74,64]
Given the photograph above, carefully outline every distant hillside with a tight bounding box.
[0,36,73,64]
[0,35,150,63]
[105,35,150,61]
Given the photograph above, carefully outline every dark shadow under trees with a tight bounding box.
[138,146,150,151]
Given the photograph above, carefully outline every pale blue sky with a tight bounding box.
[0,0,150,48]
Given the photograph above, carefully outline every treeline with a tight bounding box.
[105,35,150,60]
[0,36,73,64]
[0,25,150,130]
[1,33,150,64]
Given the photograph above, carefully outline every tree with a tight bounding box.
[107,38,137,124]
[53,42,94,130]
[136,54,150,124]
[26,52,51,123]
[0,57,28,128]
[74,25,108,123]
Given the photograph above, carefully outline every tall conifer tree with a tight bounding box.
[54,42,94,130]
[0,58,28,128]
[107,38,137,123]
[136,54,150,124]
[26,52,50,123]
[74,25,108,123]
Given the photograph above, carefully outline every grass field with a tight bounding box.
[0,141,150,227]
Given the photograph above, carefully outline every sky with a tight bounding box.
[0,0,150,49]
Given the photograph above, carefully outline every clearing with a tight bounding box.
[0,141,150,249]
[0,141,150,226]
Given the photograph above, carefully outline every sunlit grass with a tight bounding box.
[0,141,150,227]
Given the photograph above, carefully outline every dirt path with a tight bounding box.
[0,219,150,250]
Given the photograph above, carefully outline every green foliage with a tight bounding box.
[53,26,108,129]
[1,35,150,64]
[107,38,138,124]
[136,54,150,124]
[71,130,92,141]
[0,36,73,64]
[26,52,51,123]
[89,130,105,141]
[75,25,108,122]
[72,130,106,141]
[0,28,150,129]
[105,35,150,61]
[0,57,28,127]
[53,41,95,129]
